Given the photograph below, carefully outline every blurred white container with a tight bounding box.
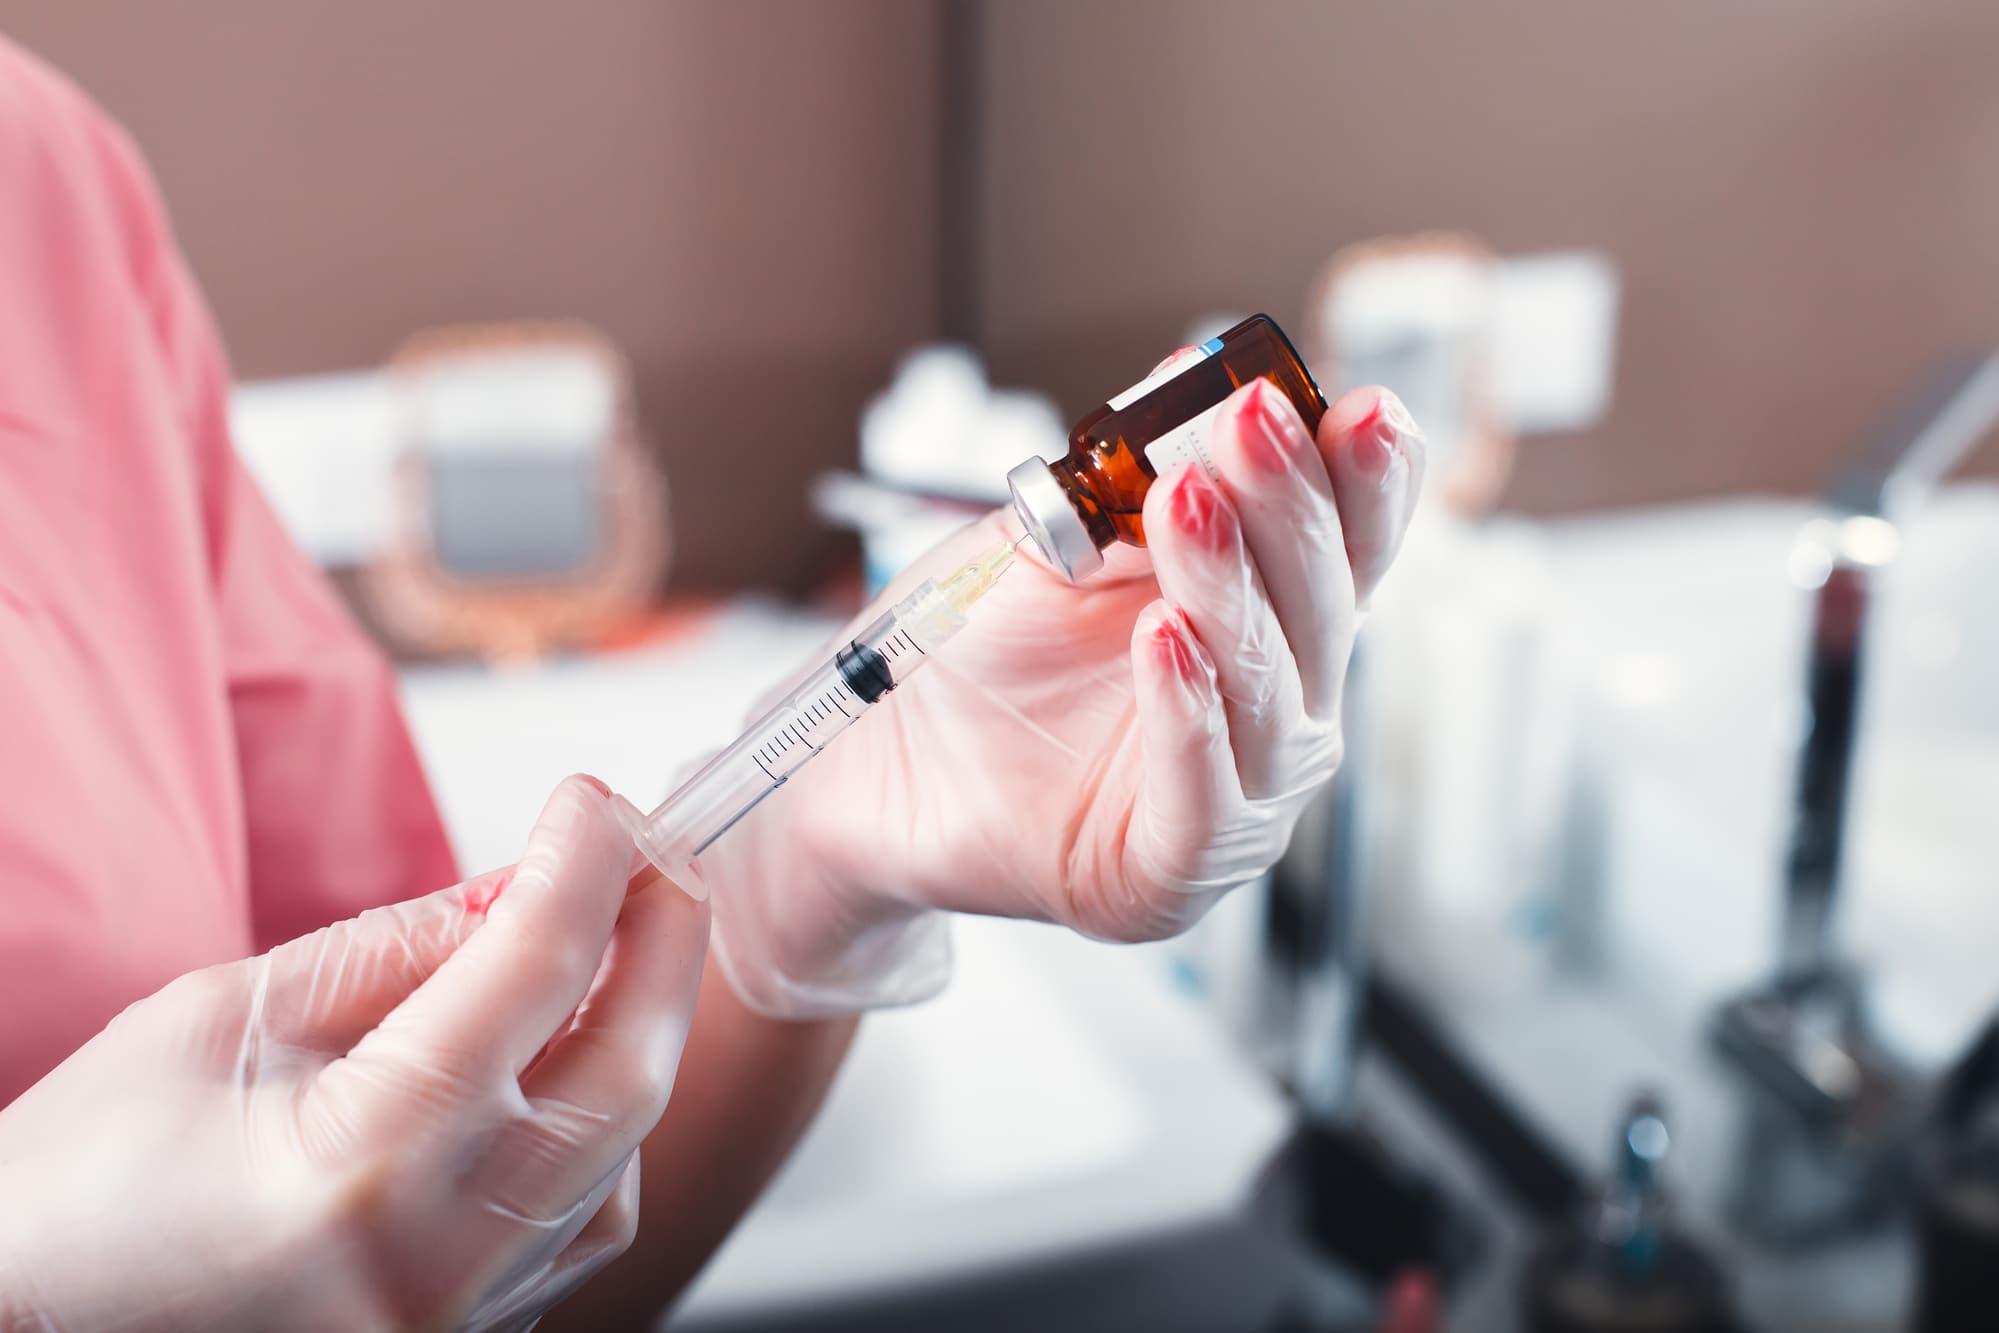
[1307,239,1618,1002]
[1365,512,1575,1002]
[824,345,1067,593]
[230,370,400,566]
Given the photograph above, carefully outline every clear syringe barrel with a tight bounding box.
[621,542,1012,887]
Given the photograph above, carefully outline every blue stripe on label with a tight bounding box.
[1198,336,1224,356]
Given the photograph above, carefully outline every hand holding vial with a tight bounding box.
[695,326,1424,1017]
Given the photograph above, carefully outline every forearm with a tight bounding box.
[540,964,859,1329]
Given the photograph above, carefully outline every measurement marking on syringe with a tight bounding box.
[640,560,1015,874]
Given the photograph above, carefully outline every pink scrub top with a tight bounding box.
[0,40,458,1104]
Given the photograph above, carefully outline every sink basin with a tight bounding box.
[397,604,1292,1326]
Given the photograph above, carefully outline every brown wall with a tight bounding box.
[1,1,940,591]
[6,2,1999,591]
[978,0,1999,513]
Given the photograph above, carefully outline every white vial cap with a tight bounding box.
[1006,457,1104,583]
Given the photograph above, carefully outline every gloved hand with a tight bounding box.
[699,375,1423,1016]
[0,775,706,1333]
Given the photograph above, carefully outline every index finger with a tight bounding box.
[351,775,636,1083]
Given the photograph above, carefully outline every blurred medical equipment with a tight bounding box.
[1776,353,1999,991]
[1520,1096,1736,1333]
[814,345,1065,592]
[1304,237,1619,515]
[1713,350,1999,1241]
[357,323,668,660]
[231,370,402,567]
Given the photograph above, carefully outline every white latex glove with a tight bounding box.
[0,775,707,1332]
[701,376,1423,1016]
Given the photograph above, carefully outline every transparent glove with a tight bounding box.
[700,376,1423,1016]
[0,775,707,1332]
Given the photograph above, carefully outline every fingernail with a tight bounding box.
[1240,378,1303,473]
[1152,608,1215,700]
[462,869,511,917]
[1168,466,1234,554]
[575,774,612,797]
[1350,390,1408,479]
[1152,615,1198,683]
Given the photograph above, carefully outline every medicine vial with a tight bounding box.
[1007,313,1328,582]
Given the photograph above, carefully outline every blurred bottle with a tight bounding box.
[1005,314,1328,582]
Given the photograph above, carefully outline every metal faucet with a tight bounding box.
[1714,351,1999,1238]
[1779,352,1999,985]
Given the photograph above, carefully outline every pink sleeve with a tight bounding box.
[126,160,461,948]
[217,442,464,950]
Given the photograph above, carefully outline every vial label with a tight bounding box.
[1138,397,1227,482]
[1105,335,1225,412]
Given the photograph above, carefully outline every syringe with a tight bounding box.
[615,540,1018,892]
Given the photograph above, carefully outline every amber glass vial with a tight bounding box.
[1007,313,1328,582]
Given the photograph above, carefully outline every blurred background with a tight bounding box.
[11,2,1999,1330]
[10,1,1999,589]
